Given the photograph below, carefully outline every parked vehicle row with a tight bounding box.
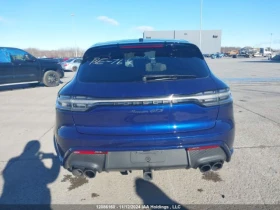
[0,47,64,87]
[232,47,272,58]
[203,53,225,59]
[204,47,274,59]
[41,57,83,72]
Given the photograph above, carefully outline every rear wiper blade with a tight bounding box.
[143,75,197,82]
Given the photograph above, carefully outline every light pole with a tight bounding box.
[71,14,78,57]
[270,33,272,51]
[199,0,203,50]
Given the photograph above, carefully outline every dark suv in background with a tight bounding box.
[0,47,64,87]
[54,39,235,180]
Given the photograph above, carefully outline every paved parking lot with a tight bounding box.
[0,58,280,206]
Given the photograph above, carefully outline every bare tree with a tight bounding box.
[24,48,86,58]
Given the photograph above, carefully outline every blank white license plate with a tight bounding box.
[130,151,166,163]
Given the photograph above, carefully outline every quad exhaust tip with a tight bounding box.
[199,164,211,173]
[211,161,223,171]
[72,168,84,177]
[72,168,97,179]
[84,169,96,178]
[199,161,224,173]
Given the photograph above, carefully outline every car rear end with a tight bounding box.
[54,40,235,180]
[61,58,74,70]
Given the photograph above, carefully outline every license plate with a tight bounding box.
[130,150,166,163]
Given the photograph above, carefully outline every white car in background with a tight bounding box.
[61,58,82,72]
[253,52,262,57]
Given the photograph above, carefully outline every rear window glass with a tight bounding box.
[74,59,82,63]
[78,43,209,83]
[66,58,75,62]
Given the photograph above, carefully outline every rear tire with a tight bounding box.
[43,70,60,87]
[72,66,77,72]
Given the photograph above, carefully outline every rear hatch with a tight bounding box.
[70,42,219,135]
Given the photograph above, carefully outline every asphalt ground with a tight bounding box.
[0,58,279,208]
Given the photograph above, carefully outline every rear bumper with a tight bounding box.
[63,66,72,71]
[54,119,234,172]
[54,138,229,172]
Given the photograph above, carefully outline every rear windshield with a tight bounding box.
[78,43,209,83]
[66,58,75,62]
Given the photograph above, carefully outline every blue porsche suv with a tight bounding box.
[54,39,235,180]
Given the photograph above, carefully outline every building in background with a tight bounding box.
[143,30,222,54]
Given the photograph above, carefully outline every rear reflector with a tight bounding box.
[73,151,108,155]
[120,44,164,49]
[187,145,219,151]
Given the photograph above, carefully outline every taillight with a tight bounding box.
[192,88,233,107]
[73,151,108,155]
[187,145,219,151]
[120,44,163,49]
[56,95,94,111]
[56,88,232,112]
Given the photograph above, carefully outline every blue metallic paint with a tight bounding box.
[54,39,235,165]
[55,102,234,152]
[54,118,234,161]
[72,102,219,135]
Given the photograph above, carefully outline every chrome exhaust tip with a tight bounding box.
[199,164,211,173]
[211,161,223,171]
[84,169,96,178]
[72,168,84,177]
